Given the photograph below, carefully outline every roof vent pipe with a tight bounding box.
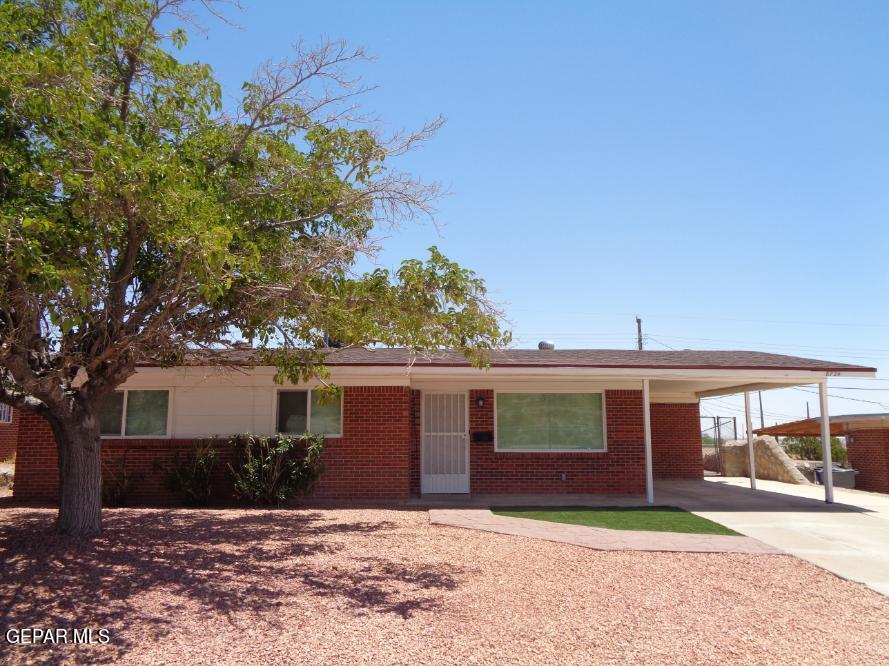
[538,340,555,350]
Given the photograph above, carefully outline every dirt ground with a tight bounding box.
[2,504,888,665]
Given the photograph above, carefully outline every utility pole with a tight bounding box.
[806,402,810,419]
[758,391,765,429]
[636,316,643,350]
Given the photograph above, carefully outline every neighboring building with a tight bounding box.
[9,348,875,503]
[756,414,889,494]
[0,403,17,461]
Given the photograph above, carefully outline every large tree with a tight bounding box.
[0,0,508,535]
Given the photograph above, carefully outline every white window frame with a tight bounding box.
[0,403,11,424]
[100,389,173,439]
[275,388,343,438]
[493,389,608,453]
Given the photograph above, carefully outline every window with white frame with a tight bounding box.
[0,404,11,423]
[99,390,170,437]
[277,389,342,437]
[496,392,605,451]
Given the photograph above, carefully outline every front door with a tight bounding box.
[421,392,469,493]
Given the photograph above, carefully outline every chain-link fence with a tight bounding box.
[701,416,738,475]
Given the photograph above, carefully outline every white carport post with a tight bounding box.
[642,379,654,505]
[744,392,757,490]
[819,380,834,503]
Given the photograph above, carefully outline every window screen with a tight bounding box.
[278,391,308,433]
[310,391,342,436]
[99,391,125,435]
[124,390,169,436]
[496,393,604,451]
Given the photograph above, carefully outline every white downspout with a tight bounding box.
[744,391,757,490]
[819,379,834,503]
[642,379,654,505]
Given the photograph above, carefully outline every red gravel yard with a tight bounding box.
[2,505,888,665]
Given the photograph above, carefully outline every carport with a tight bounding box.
[755,413,889,494]
[667,359,876,504]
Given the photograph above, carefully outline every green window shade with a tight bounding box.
[496,394,550,450]
[278,391,308,433]
[99,391,124,435]
[547,393,603,449]
[125,390,169,436]
[310,390,342,435]
[497,393,604,451]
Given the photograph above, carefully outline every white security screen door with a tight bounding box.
[422,393,469,493]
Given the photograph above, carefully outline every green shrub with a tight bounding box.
[165,440,218,506]
[228,433,325,505]
[102,451,141,507]
[782,436,848,466]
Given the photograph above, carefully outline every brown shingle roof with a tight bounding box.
[169,348,876,373]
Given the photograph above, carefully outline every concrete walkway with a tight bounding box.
[429,508,778,554]
[657,478,889,596]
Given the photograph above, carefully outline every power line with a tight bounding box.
[508,308,889,329]
[823,386,889,391]
[644,335,679,351]
[652,332,889,350]
[790,387,889,409]
[513,331,889,360]
[701,396,799,418]
[647,333,889,355]
[516,328,889,352]
[700,397,803,421]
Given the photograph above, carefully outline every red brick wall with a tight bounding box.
[102,439,237,504]
[0,406,20,460]
[848,429,889,494]
[14,411,239,504]
[468,389,647,494]
[12,411,58,501]
[312,385,412,499]
[651,402,704,479]
[14,385,413,503]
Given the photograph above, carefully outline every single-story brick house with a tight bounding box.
[8,347,876,504]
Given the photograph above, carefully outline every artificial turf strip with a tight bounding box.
[491,506,741,536]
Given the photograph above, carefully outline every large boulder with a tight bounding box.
[719,436,811,484]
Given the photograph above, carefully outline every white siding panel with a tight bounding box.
[172,386,275,438]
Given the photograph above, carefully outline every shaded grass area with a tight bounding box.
[492,506,741,536]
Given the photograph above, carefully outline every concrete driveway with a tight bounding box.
[656,477,889,596]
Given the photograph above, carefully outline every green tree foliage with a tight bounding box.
[781,436,848,466]
[0,0,509,534]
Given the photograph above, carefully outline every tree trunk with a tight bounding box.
[50,412,103,536]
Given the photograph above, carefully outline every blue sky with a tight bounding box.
[175,1,889,426]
